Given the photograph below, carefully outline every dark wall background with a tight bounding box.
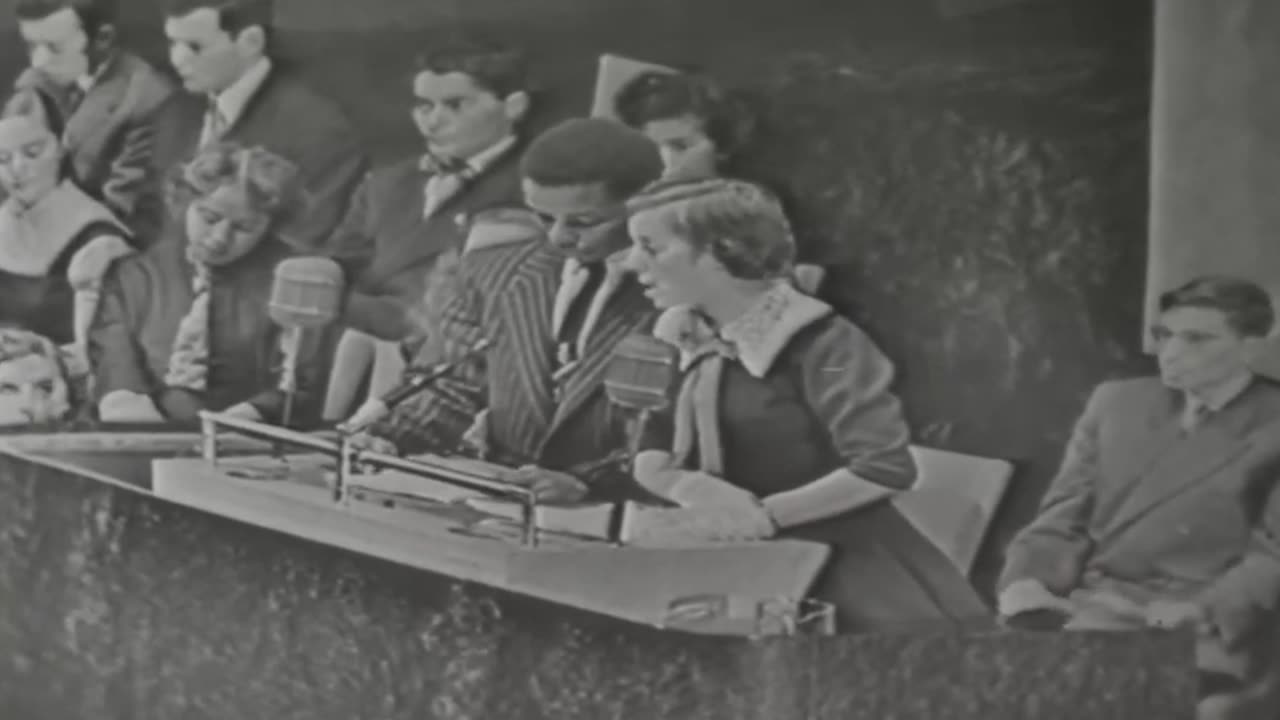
[0,0,1154,595]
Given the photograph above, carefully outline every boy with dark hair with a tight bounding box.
[13,0,175,227]
[321,40,534,420]
[999,275,1280,720]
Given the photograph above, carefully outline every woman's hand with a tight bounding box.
[498,465,588,505]
[221,403,263,421]
[666,471,761,511]
[345,431,400,456]
[624,504,777,546]
[997,578,1073,618]
[98,390,164,423]
[1145,600,1210,634]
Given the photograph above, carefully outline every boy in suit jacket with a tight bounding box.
[320,42,531,420]
[141,0,366,249]
[348,118,664,504]
[998,276,1280,720]
[12,0,176,229]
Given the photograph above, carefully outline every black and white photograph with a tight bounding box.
[0,0,1274,718]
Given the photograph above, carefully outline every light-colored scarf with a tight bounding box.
[654,282,833,474]
[162,256,214,392]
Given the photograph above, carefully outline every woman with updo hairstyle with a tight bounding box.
[623,177,990,633]
[88,143,330,426]
[0,87,135,361]
[613,71,825,294]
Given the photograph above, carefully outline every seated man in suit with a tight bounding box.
[140,0,366,249]
[321,41,531,421]
[348,118,664,503]
[12,0,175,229]
[997,276,1280,720]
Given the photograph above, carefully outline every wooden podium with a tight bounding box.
[149,451,831,636]
[0,433,1199,719]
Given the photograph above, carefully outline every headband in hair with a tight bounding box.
[627,177,791,231]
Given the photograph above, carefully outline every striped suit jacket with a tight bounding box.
[370,238,657,495]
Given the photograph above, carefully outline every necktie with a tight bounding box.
[550,262,607,397]
[1182,398,1210,431]
[64,85,86,116]
[420,154,474,219]
[199,103,227,147]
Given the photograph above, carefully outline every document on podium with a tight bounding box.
[464,497,616,541]
[347,454,509,505]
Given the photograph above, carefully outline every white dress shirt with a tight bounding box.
[199,58,272,147]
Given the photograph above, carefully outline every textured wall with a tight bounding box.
[0,454,1196,719]
[0,0,1153,593]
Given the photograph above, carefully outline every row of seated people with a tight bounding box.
[2,2,1278,718]
[1,0,826,422]
[3,105,1277,720]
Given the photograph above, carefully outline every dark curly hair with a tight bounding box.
[415,39,529,99]
[520,117,662,202]
[1158,275,1275,339]
[613,72,757,165]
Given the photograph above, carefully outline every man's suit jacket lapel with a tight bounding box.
[1100,384,1261,544]
[545,277,653,435]
[61,57,128,162]
[223,65,277,139]
[427,138,523,223]
[496,244,561,435]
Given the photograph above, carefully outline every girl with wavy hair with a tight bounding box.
[88,142,330,425]
[622,177,990,633]
[613,71,825,294]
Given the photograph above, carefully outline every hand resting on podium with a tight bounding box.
[622,502,777,546]
[998,578,1212,635]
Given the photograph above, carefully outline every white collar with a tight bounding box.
[75,53,116,93]
[0,181,126,276]
[1185,372,1254,413]
[653,282,833,377]
[210,57,272,128]
[464,134,516,175]
[552,248,631,356]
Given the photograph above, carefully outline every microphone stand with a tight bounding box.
[604,406,653,545]
[275,326,302,460]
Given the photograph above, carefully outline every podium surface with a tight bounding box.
[0,432,1198,719]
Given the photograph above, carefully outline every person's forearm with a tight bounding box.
[632,450,683,497]
[761,467,896,529]
[344,291,413,341]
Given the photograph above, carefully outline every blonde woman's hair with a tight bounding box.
[165,142,305,231]
[627,177,796,280]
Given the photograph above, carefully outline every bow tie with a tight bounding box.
[419,153,473,177]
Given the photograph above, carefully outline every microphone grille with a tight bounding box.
[268,256,346,328]
[605,334,681,412]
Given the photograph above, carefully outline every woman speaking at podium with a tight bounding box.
[622,177,989,632]
[87,143,329,426]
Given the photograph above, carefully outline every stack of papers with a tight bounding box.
[465,498,616,540]
[347,469,488,504]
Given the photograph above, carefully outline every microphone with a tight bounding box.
[600,334,681,545]
[268,257,346,427]
[604,333,681,415]
[339,337,492,433]
[604,333,681,458]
